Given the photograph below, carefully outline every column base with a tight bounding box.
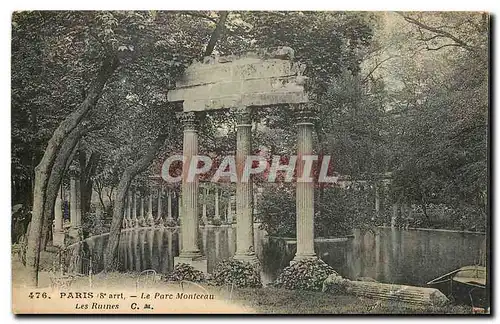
[174,254,207,274]
[290,253,317,265]
[233,253,260,266]
[53,231,66,247]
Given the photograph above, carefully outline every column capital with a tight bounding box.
[292,103,316,125]
[68,164,80,178]
[233,107,253,126]
[177,111,198,131]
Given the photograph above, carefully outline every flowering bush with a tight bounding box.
[212,259,262,288]
[166,263,205,283]
[274,259,338,291]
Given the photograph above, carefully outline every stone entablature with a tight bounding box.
[167,47,308,112]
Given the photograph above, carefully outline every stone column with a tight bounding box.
[128,191,133,226]
[69,165,82,239]
[167,189,173,223]
[75,177,82,229]
[147,192,154,226]
[157,186,164,226]
[233,108,258,264]
[177,193,182,221]
[214,186,220,222]
[375,183,380,218]
[122,195,128,228]
[174,112,206,271]
[138,195,145,226]
[53,186,65,246]
[133,191,139,228]
[292,105,317,262]
[202,187,208,225]
[391,203,398,228]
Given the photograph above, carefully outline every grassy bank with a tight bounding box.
[231,287,471,314]
[12,253,472,315]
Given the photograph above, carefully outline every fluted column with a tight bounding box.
[122,195,128,228]
[157,186,164,226]
[69,165,82,238]
[127,190,133,227]
[76,176,81,229]
[178,193,182,221]
[54,187,63,232]
[234,108,258,264]
[53,186,65,246]
[147,192,154,226]
[166,189,173,222]
[139,194,145,226]
[178,111,202,259]
[293,104,317,262]
[133,191,139,227]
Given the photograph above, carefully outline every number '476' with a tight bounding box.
[28,292,48,299]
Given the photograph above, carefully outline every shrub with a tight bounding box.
[258,185,369,238]
[274,259,338,291]
[212,259,262,288]
[166,263,205,283]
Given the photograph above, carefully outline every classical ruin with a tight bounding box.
[166,47,315,270]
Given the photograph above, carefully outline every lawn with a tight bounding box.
[231,287,472,314]
[11,249,472,315]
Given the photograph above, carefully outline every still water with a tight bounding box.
[76,226,486,287]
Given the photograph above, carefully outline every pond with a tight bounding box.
[75,226,486,287]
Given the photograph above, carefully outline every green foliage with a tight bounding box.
[166,263,205,283]
[386,13,488,230]
[211,259,262,288]
[257,185,296,237]
[274,259,338,291]
[317,187,377,236]
[82,211,107,237]
[258,185,376,238]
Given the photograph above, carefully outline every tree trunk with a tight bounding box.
[203,11,228,58]
[25,55,119,287]
[79,151,99,217]
[41,125,88,250]
[103,133,167,271]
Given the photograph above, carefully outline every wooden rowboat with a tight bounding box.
[427,265,487,309]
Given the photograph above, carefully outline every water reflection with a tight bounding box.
[72,227,485,287]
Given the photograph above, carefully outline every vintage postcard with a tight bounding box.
[11,11,490,314]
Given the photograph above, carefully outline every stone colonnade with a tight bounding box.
[175,103,317,268]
